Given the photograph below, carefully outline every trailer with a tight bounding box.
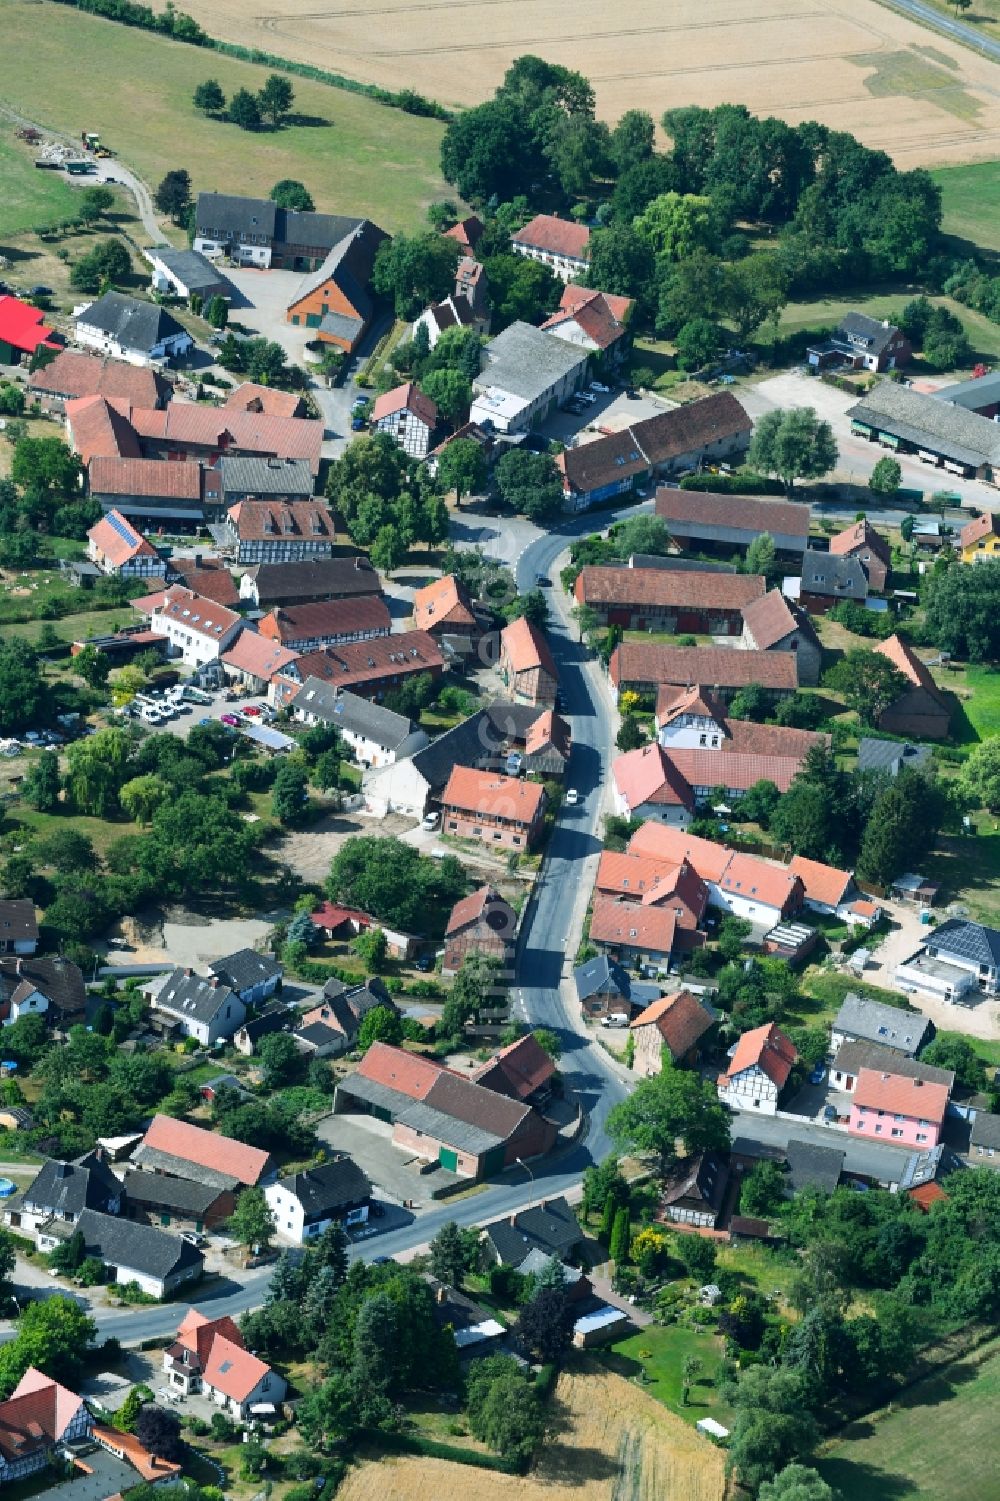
[65,160,96,175]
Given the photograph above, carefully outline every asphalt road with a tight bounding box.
[886,0,1000,60]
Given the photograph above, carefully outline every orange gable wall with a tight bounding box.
[287,280,362,351]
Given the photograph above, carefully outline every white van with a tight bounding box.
[601,1013,630,1028]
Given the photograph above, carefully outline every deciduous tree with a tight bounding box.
[154,170,192,222]
[748,407,837,494]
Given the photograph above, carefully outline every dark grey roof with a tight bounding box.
[24,1151,121,1218]
[123,1168,225,1215]
[219,456,314,498]
[196,192,279,241]
[660,1151,728,1215]
[77,292,187,352]
[130,1144,240,1192]
[75,1207,204,1280]
[784,1138,844,1195]
[0,899,38,943]
[277,1155,370,1219]
[857,738,933,778]
[926,919,1000,969]
[320,311,365,341]
[800,549,868,600]
[936,371,1000,412]
[476,321,589,402]
[0,955,85,1017]
[484,1196,580,1265]
[572,954,659,1007]
[237,1000,289,1044]
[153,968,239,1025]
[833,1041,952,1088]
[246,557,382,606]
[294,1020,343,1049]
[971,1111,1000,1151]
[832,993,930,1055]
[287,220,384,326]
[410,703,552,794]
[848,382,1000,469]
[292,679,427,755]
[150,246,231,296]
[283,209,367,255]
[898,1143,965,1190]
[209,948,282,995]
[837,313,901,356]
[321,977,394,1019]
[516,1247,586,1283]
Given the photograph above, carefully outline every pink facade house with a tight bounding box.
[848,1067,949,1149]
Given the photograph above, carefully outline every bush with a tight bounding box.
[680,471,784,496]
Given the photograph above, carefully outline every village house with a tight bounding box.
[74,292,193,366]
[290,678,427,766]
[122,1168,235,1233]
[658,1153,729,1228]
[610,642,798,701]
[896,918,1000,1002]
[29,348,169,412]
[194,191,383,274]
[630,990,716,1076]
[146,967,246,1045]
[522,709,572,777]
[443,885,517,976]
[830,1042,953,1097]
[259,596,391,652]
[234,1000,289,1056]
[594,850,708,929]
[511,214,590,282]
[588,896,696,971]
[806,313,911,373]
[272,630,445,707]
[444,215,484,255]
[656,685,824,758]
[220,631,300,697]
[829,518,892,592]
[87,510,167,578]
[371,383,438,458]
[148,586,243,667]
[470,321,589,434]
[87,456,208,529]
[483,1196,582,1265]
[335,1042,556,1179]
[169,556,240,608]
[958,511,1000,562]
[294,977,401,1056]
[612,738,809,824]
[38,1208,204,1298]
[412,295,480,348]
[655,489,811,558]
[739,591,822,686]
[0,899,39,956]
[848,1067,950,1149]
[7,1150,123,1236]
[224,501,335,566]
[848,380,1000,485]
[208,949,283,1006]
[574,565,764,634]
[0,955,87,1029]
[541,285,633,365]
[265,1156,372,1243]
[131,1113,274,1189]
[216,456,315,515]
[0,294,62,366]
[499,616,558,707]
[241,556,381,610]
[874,634,951,740]
[572,953,661,1020]
[0,1369,92,1485]
[413,575,483,641]
[130,402,323,475]
[717,1021,798,1114]
[309,903,413,958]
[969,1111,1000,1164]
[611,743,694,825]
[441,766,546,851]
[226,382,306,418]
[829,993,932,1057]
[787,855,879,926]
[284,220,387,352]
[797,550,869,613]
[472,1033,555,1107]
[164,1309,287,1420]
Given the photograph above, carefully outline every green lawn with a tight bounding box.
[798,971,917,1025]
[932,161,1000,253]
[3,606,141,644]
[818,1339,1000,1501]
[957,664,1000,743]
[933,818,1000,927]
[0,0,453,237]
[0,132,80,238]
[603,1324,734,1428]
[6,803,134,860]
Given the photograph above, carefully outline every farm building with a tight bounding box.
[146,246,234,302]
[610,641,798,700]
[29,349,169,412]
[655,490,810,556]
[75,292,193,366]
[284,220,387,352]
[573,565,764,633]
[470,321,589,434]
[499,616,558,707]
[847,381,1000,484]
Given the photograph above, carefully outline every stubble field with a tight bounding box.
[334,1367,726,1501]
[174,0,1000,167]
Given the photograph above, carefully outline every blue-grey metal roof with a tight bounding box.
[927,918,1000,969]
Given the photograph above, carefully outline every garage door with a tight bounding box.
[439,1147,458,1171]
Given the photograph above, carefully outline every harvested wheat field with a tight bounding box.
[335,1367,726,1501]
[182,0,1000,167]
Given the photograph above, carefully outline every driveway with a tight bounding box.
[536,387,675,447]
[314,1112,444,1207]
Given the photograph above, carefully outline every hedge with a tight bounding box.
[679,472,785,496]
[358,1428,522,1473]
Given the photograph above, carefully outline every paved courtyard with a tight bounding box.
[315,1111,453,1208]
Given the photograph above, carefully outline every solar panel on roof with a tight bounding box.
[106,511,139,546]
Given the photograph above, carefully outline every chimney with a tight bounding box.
[509,1213,518,1226]
[184,967,193,978]
[15,959,22,975]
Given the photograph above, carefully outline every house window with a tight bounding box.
[916,1133,927,1144]
[874,1124,882,1133]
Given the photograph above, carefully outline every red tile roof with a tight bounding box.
[472,1033,555,1100]
[89,456,202,499]
[524,709,571,760]
[443,215,484,251]
[716,852,802,914]
[67,395,142,465]
[613,642,798,692]
[909,1181,948,1212]
[740,590,804,651]
[152,585,242,641]
[500,616,557,678]
[542,290,629,350]
[221,630,300,681]
[875,634,945,700]
[664,746,805,795]
[413,575,478,633]
[559,284,633,323]
[655,488,810,538]
[133,403,323,473]
[92,1425,181,1483]
[576,565,764,611]
[960,511,1000,550]
[227,500,335,543]
[830,519,891,563]
[259,596,391,644]
[788,855,854,908]
[356,1040,450,1100]
[632,393,751,467]
[30,350,167,406]
[170,557,240,608]
[723,1022,798,1088]
[445,884,507,936]
[87,510,159,568]
[174,1309,274,1402]
[0,295,60,355]
[853,1066,949,1123]
[0,1368,85,1463]
[442,766,545,824]
[612,743,694,811]
[656,684,727,726]
[224,382,304,418]
[372,381,437,429]
[596,851,707,924]
[590,896,677,956]
[717,718,826,759]
[627,823,732,882]
[142,1113,270,1185]
[631,989,715,1058]
[512,214,590,261]
[282,630,444,694]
